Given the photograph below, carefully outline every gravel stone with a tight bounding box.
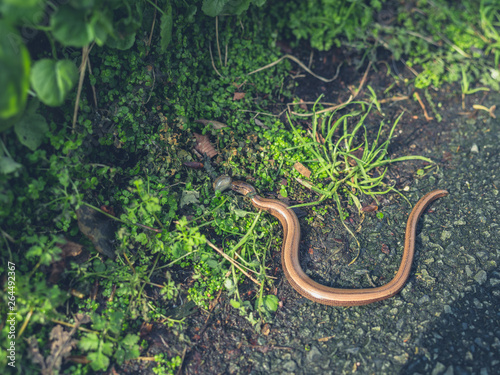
[282,360,297,372]
[474,270,487,285]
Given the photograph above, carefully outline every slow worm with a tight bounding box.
[214,176,448,306]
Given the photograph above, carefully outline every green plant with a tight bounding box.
[153,353,182,375]
[78,311,140,372]
[460,65,490,109]
[288,99,432,212]
[284,97,435,260]
[375,0,500,90]
[280,0,384,51]
[202,0,267,17]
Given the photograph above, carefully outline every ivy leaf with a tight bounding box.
[91,9,114,46]
[160,2,173,52]
[106,3,142,50]
[202,0,227,17]
[0,0,44,25]
[14,100,49,150]
[202,0,257,16]
[3,0,44,6]
[219,0,251,15]
[105,27,136,50]
[30,59,78,107]
[0,156,22,174]
[0,21,30,124]
[51,5,94,47]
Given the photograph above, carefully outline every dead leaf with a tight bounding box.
[183,161,204,169]
[361,204,378,213]
[27,324,79,375]
[70,289,85,298]
[100,205,115,216]
[193,133,218,158]
[381,243,390,255]
[27,337,46,372]
[66,356,91,364]
[262,324,270,335]
[293,162,311,178]
[140,322,153,339]
[49,240,85,284]
[74,313,91,325]
[57,240,84,258]
[233,92,246,100]
[76,205,117,259]
[253,118,269,129]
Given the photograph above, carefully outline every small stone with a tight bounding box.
[393,353,409,364]
[418,295,431,305]
[465,265,473,277]
[441,230,452,241]
[282,360,297,372]
[306,346,322,363]
[490,278,500,286]
[432,362,446,375]
[474,270,487,285]
[473,298,483,309]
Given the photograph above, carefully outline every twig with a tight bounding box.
[216,16,222,67]
[72,44,91,131]
[248,54,343,83]
[379,95,409,103]
[236,109,280,117]
[288,96,354,117]
[225,43,228,67]
[401,58,419,77]
[176,346,188,375]
[209,43,223,78]
[365,271,377,287]
[146,0,157,55]
[405,30,441,46]
[289,61,372,117]
[86,57,98,108]
[242,344,294,351]
[206,240,261,287]
[413,92,433,121]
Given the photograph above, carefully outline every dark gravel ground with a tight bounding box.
[178,89,500,375]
